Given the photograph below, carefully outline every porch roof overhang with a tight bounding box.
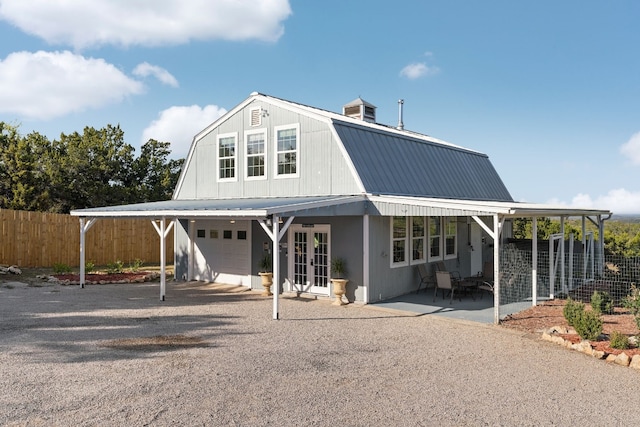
[367,195,611,219]
[70,195,368,219]
[70,194,611,220]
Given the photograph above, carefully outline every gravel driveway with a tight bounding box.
[1,281,638,426]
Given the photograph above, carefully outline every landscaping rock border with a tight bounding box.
[45,271,161,286]
[0,265,22,275]
[542,326,640,370]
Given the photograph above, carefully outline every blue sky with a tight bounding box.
[1,0,639,213]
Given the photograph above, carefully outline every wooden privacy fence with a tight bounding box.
[0,209,174,268]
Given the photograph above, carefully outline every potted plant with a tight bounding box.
[258,254,273,296]
[330,257,349,306]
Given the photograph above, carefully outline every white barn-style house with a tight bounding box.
[72,92,611,323]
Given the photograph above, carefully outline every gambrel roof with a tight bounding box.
[74,92,609,220]
[332,120,512,201]
[174,92,513,202]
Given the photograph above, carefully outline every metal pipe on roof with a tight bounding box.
[397,99,404,130]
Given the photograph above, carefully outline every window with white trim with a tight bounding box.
[428,216,442,261]
[411,216,426,264]
[391,216,408,266]
[275,124,299,177]
[245,129,266,179]
[392,216,457,267]
[444,217,457,259]
[217,133,237,181]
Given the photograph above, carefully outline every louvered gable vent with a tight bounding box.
[250,107,262,127]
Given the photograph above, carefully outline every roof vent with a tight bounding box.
[343,97,376,123]
[397,99,404,130]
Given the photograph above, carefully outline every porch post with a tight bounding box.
[78,217,97,289]
[272,215,281,320]
[598,215,606,276]
[493,214,500,324]
[532,217,537,306]
[160,218,166,300]
[560,216,566,295]
[151,218,175,301]
[581,216,587,284]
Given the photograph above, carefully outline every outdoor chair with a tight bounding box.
[476,261,494,299]
[475,267,518,300]
[435,270,459,304]
[434,261,462,282]
[416,264,435,294]
[477,280,494,299]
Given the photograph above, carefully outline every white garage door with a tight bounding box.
[192,220,251,286]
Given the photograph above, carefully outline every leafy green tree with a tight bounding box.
[131,139,184,202]
[0,124,52,211]
[0,122,184,214]
[47,125,136,212]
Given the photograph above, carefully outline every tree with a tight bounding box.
[0,122,184,214]
[47,124,136,212]
[0,124,52,211]
[131,139,184,202]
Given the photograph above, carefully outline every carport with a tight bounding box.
[71,195,366,320]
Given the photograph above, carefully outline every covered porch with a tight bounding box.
[71,194,611,324]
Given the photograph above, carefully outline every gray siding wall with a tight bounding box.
[174,100,362,200]
[176,216,365,301]
[367,216,416,301]
[366,216,486,302]
[251,216,365,301]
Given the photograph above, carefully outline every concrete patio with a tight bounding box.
[372,287,533,324]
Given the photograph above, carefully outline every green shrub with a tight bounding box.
[52,263,72,274]
[609,330,630,350]
[591,290,614,315]
[85,261,95,273]
[129,258,144,272]
[574,310,603,341]
[563,298,585,327]
[106,260,124,274]
[623,284,640,330]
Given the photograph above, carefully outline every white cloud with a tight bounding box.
[0,0,292,49]
[141,105,227,159]
[0,50,143,120]
[546,188,640,215]
[133,62,179,87]
[620,131,640,165]
[399,62,440,79]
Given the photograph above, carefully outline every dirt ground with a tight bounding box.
[2,273,640,425]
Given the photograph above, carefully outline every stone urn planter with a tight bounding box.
[259,272,273,296]
[331,278,349,306]
[258,254,273,296]
[331,257,348,306]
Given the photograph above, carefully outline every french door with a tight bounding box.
[289,225,330,295]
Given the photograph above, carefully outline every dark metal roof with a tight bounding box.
[333,120,513,202]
